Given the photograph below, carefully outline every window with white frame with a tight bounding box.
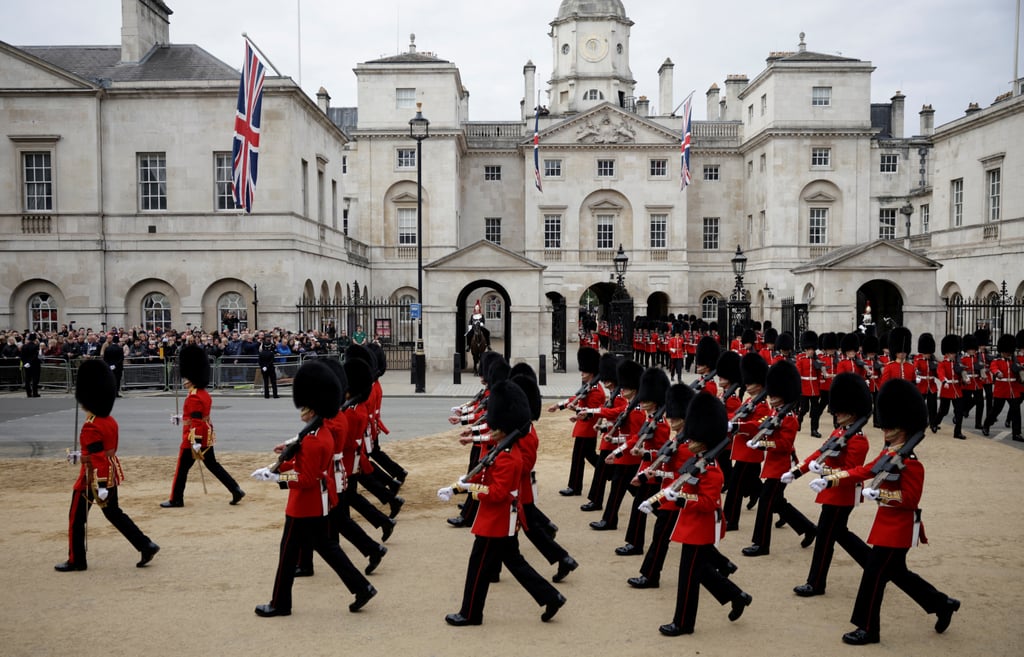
[138,152,167,211]
[879,208,897,240]
[649,159,668,177]
[544,214,562,248]
[759,153,766,173]
[398,293,415,322]
[880,153,899,174]
[987,168,1001,222]
[29,293,58,333]
[484,165,502,181]
[748,105,753,121]
[701,295,719,321]
[703,165,720,181]
[22,152,53,212]
[596,214,614,249]
[811,148,831,168]
[398,208,417,245]
[921,204,930,233]
[342,156,348,174]
[396,88,416,109]
[544,159,562,177]
[485,217,502,244]
[217,292,248,331]
[747,160,753,178]
[649,214,667,249]
[702,217,720,250]
[760,94,767,115]
[396,148,416,169]
[214,153,237,210]
[142,292,172,332]
[812,86,832,106]
[951,178,963,227]
[584,89,604,100]
[597,159,615,177]
[484,295,502,320]
[809,208,828,244]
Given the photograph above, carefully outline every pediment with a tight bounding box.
[390,192,419,203]
[536,103,680,146]
[803,191,837,203]
[792,240,943,274]
[0,43,96,90]
[588,199,624,212]
[425,240,545,272]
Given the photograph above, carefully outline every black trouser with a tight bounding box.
[458,534,560,623]
[671,543,745,632]
[624,481,659,548]
[360,467,398,505]
[586,448,613,505]
[985,397,1022,436]
[923,391,938,428]
[803,504,869,592]
[685,353,694,372]
[370,440,406,482]
[723,460,762,530]
[299,490,381,571]
[66,487,153,566]
[168,446,241,503]
[964,389,984,425]
[799,395,823,434]
[459,444,483,524]
[348,473,391,529]
[601,461,640,528]
[670,358,684,381]
[936,397,964,435]
[269,514,368,612]
[850,545,949,635]
[640,507,676,581]
[522,503,568,565]
[983,384,994,424]
[261,365,278,398]
[750,478,816,551]
[565,435,596,494]
[24,362,40,396]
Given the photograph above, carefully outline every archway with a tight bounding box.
[647,291,669,319]
[547,291,567,373]
[857,280,904,330]
[455,280,512,370]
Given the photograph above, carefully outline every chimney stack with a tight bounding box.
[121,0,172,63]
[890,91,905,138]
[919,104,935,136]
[658,58,674,117]
[317,87,330,113]
[636,96,650,117]
[723,74,749,122]
[706,83,720,120]
[524,60,537,121]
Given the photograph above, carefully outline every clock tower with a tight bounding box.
[548,0,636,116]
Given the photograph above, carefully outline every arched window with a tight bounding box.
[142,293,172,332]
[398,294,415,322]
[484,295,502,321]
[218,292,248,332]
[584,89,604,100]
[29,293,58,333]
[701,295,719,322]
[949,292,964,334]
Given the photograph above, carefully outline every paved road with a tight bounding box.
[0,393,465,459]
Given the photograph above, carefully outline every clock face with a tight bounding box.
[581,35,608,62]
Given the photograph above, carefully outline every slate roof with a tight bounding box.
[364,51,449,65]
[20,44,238,83]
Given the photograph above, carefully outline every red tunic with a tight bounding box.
[658,441,694,512]
[279,426,333,518]
[669,463,725,545]
[914,354,939,394]
[959,355,982,392]
[75,414,125,490]
[795,427,869,506]
[936,358,962,400]
[613,407,648,466]
[180,388,213,449]
[879,360,914,387]
[819,353,835,392]
[990,357,1016,399]
[516,426,539,506]
[668,335,685,360]
[730,395,769,463]
[571,384,607,438]
[796,353,822,397]
[595,394,629,451]
[468,445,523,538]
[844,450,925,548]
[758,411,799,479]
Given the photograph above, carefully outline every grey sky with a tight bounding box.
[3,0,1020,128]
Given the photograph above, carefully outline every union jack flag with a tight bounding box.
[680,91,694,190]
[232,42,266,213]
[533,103,543,192]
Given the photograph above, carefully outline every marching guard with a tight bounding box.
[548,347,605,497]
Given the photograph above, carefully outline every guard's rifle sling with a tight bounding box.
[866,429,926,490]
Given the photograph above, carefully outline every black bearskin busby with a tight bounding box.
[577,347,601,375]
[343,357,373,404]
[293,359,341,419]
[485,380,532,435]
[766,360,801,404]
[764,327,779,345]
[961,333,978,352]
[76,359,116,418]
[682,391,728,446]
[840,332,861,354]
[367,342,387,376]
[997,332,1016,355]
[741,328,756,346]
[827,372,872,419]
[511,374,542,421]
[862,334,880,355]
[800,330,819,351]
[776,332,795,353]
[974,328,990,348]
[875,379,928,435]
[598,353,621,384]
[917,333,936,356]
[178,343,210,389]
[1017,330,1024,350]
[821,332,838,351]
[510,362,537,382]
[695,336,720,370]
[617,359,644,391]
[664,383,696,420]
[346,343,378,381]
[486,358,510,387]
[477,351,501,383]
[940,334,961,356]
[740,352,769,388]
[888,327,912,355]
[321,357,349,401]
[716,351,742,385]
[636,367,671,405]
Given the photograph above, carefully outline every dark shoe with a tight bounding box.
[137,542,160,568]
[230,489,246,505]
[1013,435,1024,443]
[658,622,693,636]
[552,556,578,583]
[254,603,290,617]
[746,496,758,510]
[775,517,787,528]
[741,545,769,557]
[396,470,409,484]
[380,518,396,542]
[793,584,824,597]
[559,487,579,496]
[589,520,616,531]
[981,426,990,437]
[953,433,966,440]
[389,496,404,519]
[934,598,960,633]
[541,593,566,622]
[728,592,752,621]
[365,545,387,575]
[720,560,738,576]
[726,523,739,532]
[930,425,939,434]
[54,561,86,572]
[349,585,377,612]
[159,500,183,508]
[801,531,816,548]
[447,516,467,528]
[294,567,314,577]
[264,395,270,399]
[615,543,643,556]
[842,628,880,645]
[273,395,280,398]
[444,613,481,626]
[810,431,822,438]
[627,575,660,589]
[580,501,602,512]
[545,522,559,540]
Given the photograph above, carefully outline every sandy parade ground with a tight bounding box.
[1,407,1023,657]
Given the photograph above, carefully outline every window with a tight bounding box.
[747,104,753,122]
[584,89,604,100]
[951,178,963,227]
[138,152,167,211]
[812,86,832,106]
[809,208,828,244]
[396,88,416,109]
[331,180,338,229]
[879,208,897,240]
[921,204,930,233]
[747,160,753,178]
[484,165,502,181]
[544,159,562,177]
[342,156,348,174]
[811,147,831,168]
[597,159,615,177]
[301,159,309,217]
[760,94,767,115]
[317,168,325,223]
[880,153,899,174]
[28,293,58,333]
[596,214,614,249]
[701,295,720,321]
[703,165,720,181]
[218,292,248,331]
[396,148,416,169]
[484,295,502,320]
[759,153,766,173]
[485,217,502,245]
[398,208,417,245]
[22,152,53,211]
[398,294,415,322]
[649,214,667,249]
[649,159,668,177]
[544,214,562,249]
[213,153,237,210]
[702,217,720,250]
[142,292,172,332]
[987,168,1001,222]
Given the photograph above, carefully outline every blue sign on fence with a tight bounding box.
[409,303,421,319]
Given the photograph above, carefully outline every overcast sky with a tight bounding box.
[4,0,1020,127]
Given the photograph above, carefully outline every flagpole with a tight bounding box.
[296,0,302,87]
[241,32,284,77]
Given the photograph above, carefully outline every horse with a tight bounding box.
[469,323,489,375]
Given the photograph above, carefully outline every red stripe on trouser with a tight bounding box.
[68,491,84,563]
[466,539,491,617]
[864,550,896,632]
[271,519,296,606]
[676,547,699,625]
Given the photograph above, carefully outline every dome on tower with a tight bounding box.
[556,0,627,20]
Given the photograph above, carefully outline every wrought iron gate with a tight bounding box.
[780,298,809,339]
[551,300,567,373]
[945,282,1023,337]
[606,290,634,358]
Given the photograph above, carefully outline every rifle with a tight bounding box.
[642,434,732,506]
[558,378,598,410]
[867,429,926,489]
[265,415,325,474]
[448,424,529,490]
[634,405,667,447]
[806,415,869,472]
[636,426,683,485]
[745,401,799,447]
[727,389,769,433]
[690,369,716,391]
[601,395,640,439]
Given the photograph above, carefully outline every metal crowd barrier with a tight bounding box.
[38,357,72,392]
[0,358,23,390]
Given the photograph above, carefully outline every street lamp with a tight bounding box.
[900,203,914,247]
[409,102,430,393]
[608,244,632,357]
[252,284,259,332]
[727,245,751,344]
[612,244,629,289]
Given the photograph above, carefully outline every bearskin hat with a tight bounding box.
[343,357,373,404]
[510,362,537,382]
[617,359,644,391]
[875,379,928,435]
[917,333,936,355]
[583,318,598,332]
[367,342,387,376]
[740,352,769,388]
[862,334,880,354]
[598,353,620,384]
[766,360,801,404]
[741,328,757,345]
[961,333,978,351]
[821,332,838,351]
[577,347,601,375]
[1017,330,1024,350]
[827,373,872,418]
[709,321,719,333]
[776,332,795,353]
[716,351,742,385]
[840,332,861,354]
[695,336,720,369]
[763,327,779,344]
[800,330,819,351]
[682,392,728,446]
[940,334,962,355]
[974,328,991,347]
[485,380,532,435]
[511,373,542,421]
[997,332,1016,355]
[76,359,116,418]
[889,327,912,355]
[477,351,501,382]
[878,332,890,352]
[636,367,671,405]
[346,344,378,381]
[321,357,349,401]
[486,358,511,387]
[664,383,696,420]
[178,343,210,389]
[292,359,341,419]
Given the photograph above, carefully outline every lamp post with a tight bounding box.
[727,245,751,345]
[252,284,259,332]
[608,244,632,357]
[409,102,430,393]
[900,203,914,248]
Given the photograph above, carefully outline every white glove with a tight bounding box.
[96,487,109,501]
[170,414,182,426]
[862,487,880,501]
[23,363,30,368]
[261,366,268,372]
[437,486,455,503]
[663,487,680,502]
[457,475,470,488]
[727,421,735,433]
[451,406,463,414]
[639,500,654,515]
[808,460,823,474]
[250,467,279,482]
[780,472,795,485]
[192,442,202,453]
[808,478,828,493]
[746,437,760,449]
[110,364,116,371]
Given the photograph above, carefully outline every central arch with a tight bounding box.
[857,280,905,330]
[455,279,512,369]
